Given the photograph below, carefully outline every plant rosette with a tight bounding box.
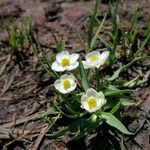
[81,88,106,113]
[54,74,77,94]
[82,51,109,69]
[51,51,79,72]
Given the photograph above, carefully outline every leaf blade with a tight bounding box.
[101,112,133,135]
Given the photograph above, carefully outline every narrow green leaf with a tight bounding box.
[90,11,108,49]
[101,112,133,135]
[130,8,140,30]
[110,101,121,114]
[105,89,133,97]
[112,80,127,86]
[110,4,119,33]
[79,60,90,91]
[88,0,99,50]
[120,98,136,106]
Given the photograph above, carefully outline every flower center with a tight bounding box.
[90,55,99,62]
[61,58,70,67]
[87,97,97,108]
[63,79,71,90]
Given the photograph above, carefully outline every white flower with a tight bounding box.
[54,74,77,94]
[51,51,79,72]
[82,51,109,69]
[81,88,106,113]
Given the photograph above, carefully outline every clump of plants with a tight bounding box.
[8,18,34,70]
[23,0,150,141]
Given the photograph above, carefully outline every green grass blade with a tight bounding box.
[79,60,90,91]
[90,11,108,49]
[87,0,99,50]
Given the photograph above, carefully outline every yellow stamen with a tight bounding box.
[90,55,99,62]
[87,97,97,108]
[63,79,71,90]
[61,58,70,67]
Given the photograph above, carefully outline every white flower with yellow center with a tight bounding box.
[51,51,79,72]
[81,88,106,113]
[82,51,109,69]
[54,74,77,94]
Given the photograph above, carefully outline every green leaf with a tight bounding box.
[113,80,127,86]
[101,112,133,135]
[110,101,121,114]
[110,4,119,33]
[90,11,108,49]
[87,0,99,50]
[130,8,140,31]
[79,60,90,91]
[120,98,136,106]
[105,89,133,97]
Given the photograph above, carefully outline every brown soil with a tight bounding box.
[0,0,149,150]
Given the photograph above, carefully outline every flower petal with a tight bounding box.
[82,61,94,69]
[67,61,79,71]
[99,51,109,65]
[97,91,106,106]
[97,91,105,99]
[86,88,97,98]
[56,51,70,63]
[86,51,100,62]
[51,61,66,72]
[68,74,76,81]
[81,94,87,103]
[54,80,66,94]
[70,53,79,64]
[81,95,89,110]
